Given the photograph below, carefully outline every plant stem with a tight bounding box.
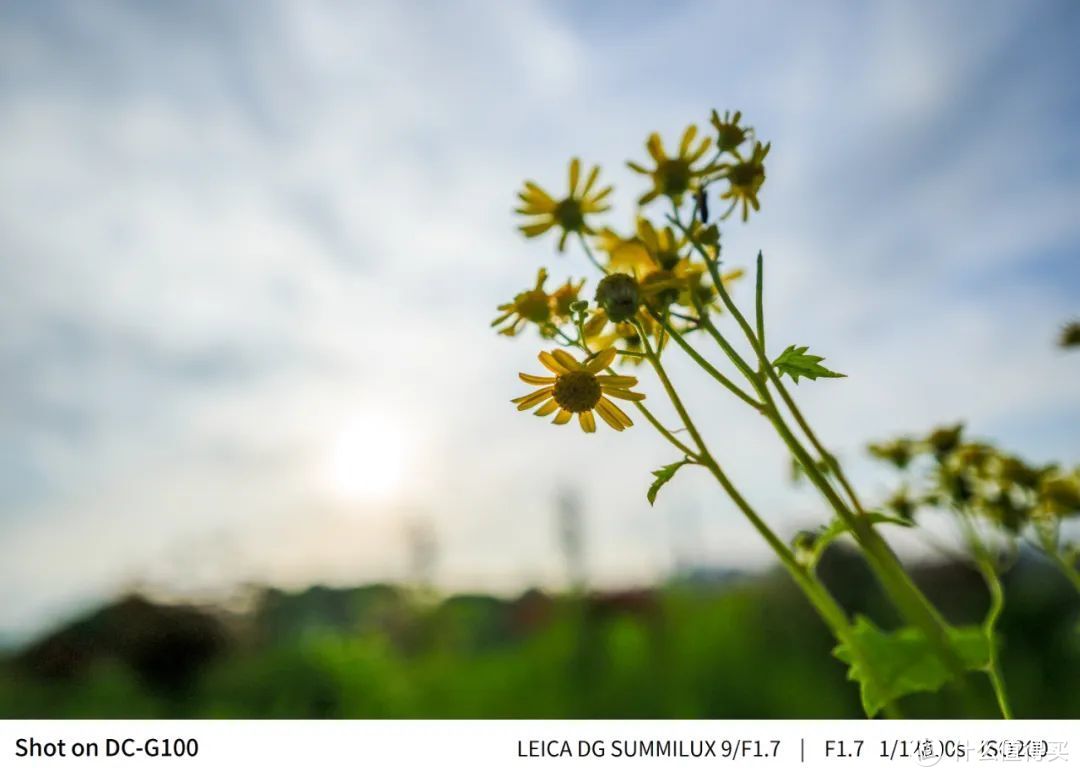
[577,234,609,275]
[634,317,900,718]
[650,311,763,412]
[669,214,971,684]
[959,513,1013,719]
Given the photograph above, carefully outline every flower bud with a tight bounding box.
[595,273,640,323]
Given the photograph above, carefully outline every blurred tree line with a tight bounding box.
[1,544,1077,719]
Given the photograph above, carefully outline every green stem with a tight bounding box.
[959,513,1013,719]
[577,234,609,275]
[634,317,899,718]
[650,310,763,412]
[670,213,970,685]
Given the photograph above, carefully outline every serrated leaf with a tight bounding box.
[647,459,689,505]
[773,345,847,384]
[833,617,991,717]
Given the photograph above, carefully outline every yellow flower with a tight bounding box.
[550,277,586,319]
[709,109,752,154]
[628,125,723,206]
[516,158,612,252]
[491,268,555,336]
[636,218,688,271]
[719,140,770,221]
[585,309,662,361]
[595,228,654,275]
[512,348,644,433]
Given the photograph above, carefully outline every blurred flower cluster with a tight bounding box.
[869,425,1080,585]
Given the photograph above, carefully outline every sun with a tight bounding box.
[325,412,407,502]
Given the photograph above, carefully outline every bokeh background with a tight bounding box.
[1,0,1078,717]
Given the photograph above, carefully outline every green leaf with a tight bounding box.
[647,459,690,505]
[833,617,991,717]
[772,345,847,384]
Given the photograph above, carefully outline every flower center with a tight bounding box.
[715,124,747,152]
[655,249,681,270]
[553,370,601,413]
[658,159,691,196]
[553,198,585,232]
[727,160,762,190]
[515,290,551,323]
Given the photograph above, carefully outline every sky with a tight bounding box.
[1,0,1078,643]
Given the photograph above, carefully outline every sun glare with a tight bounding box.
[326,412,407,502]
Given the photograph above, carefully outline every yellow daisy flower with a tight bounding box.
[512,348,644,433]
[636,217,688,271]
[627,125,724,206]
[595,228,654,276]
[516,158,612,252]
[719,140,770,221]
[491,268,554,336]
[709,109,753,154]
[550,277,586,320]
[584,310,662,362]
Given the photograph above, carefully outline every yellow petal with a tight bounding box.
[538,351,567,374]
[515,204,553,216]
[534,398,559,416]
[552,409,572,425]
[519,372,556,386]
[679,124,697,157]
[585,348,616,373]
[597,375,638,387]
[512,387,553,410]
[687,136,712,163]
[551,349,582,371]
[646,132,665,162]
[579,410,596,433]
[582,164,600,196]
[519,220,555,237]
[523,182,555,206]
[594,401,624,431]
[598,397,633,428]
[568,157,580,194]
[603,387,646,402]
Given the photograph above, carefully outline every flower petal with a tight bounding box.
[534,398,559,417]
[568,157,581,194]
[519,220,555,237]
[538,351,568,374]
[679,125,697,157]
[594,401,624,431]
[519,372,556,386]
[522,182,555,206]
[585,348,616,373]
[582,164,600,196]
[602,387,646,402]
[597,375,638,387]
[646,133,665,162]
[579,410,596,433]
[598,397,634,428]
[552,409,573,425]
[551,349,582,371]
[512,387,553,410]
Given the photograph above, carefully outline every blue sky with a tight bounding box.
[1,0,1078,642]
